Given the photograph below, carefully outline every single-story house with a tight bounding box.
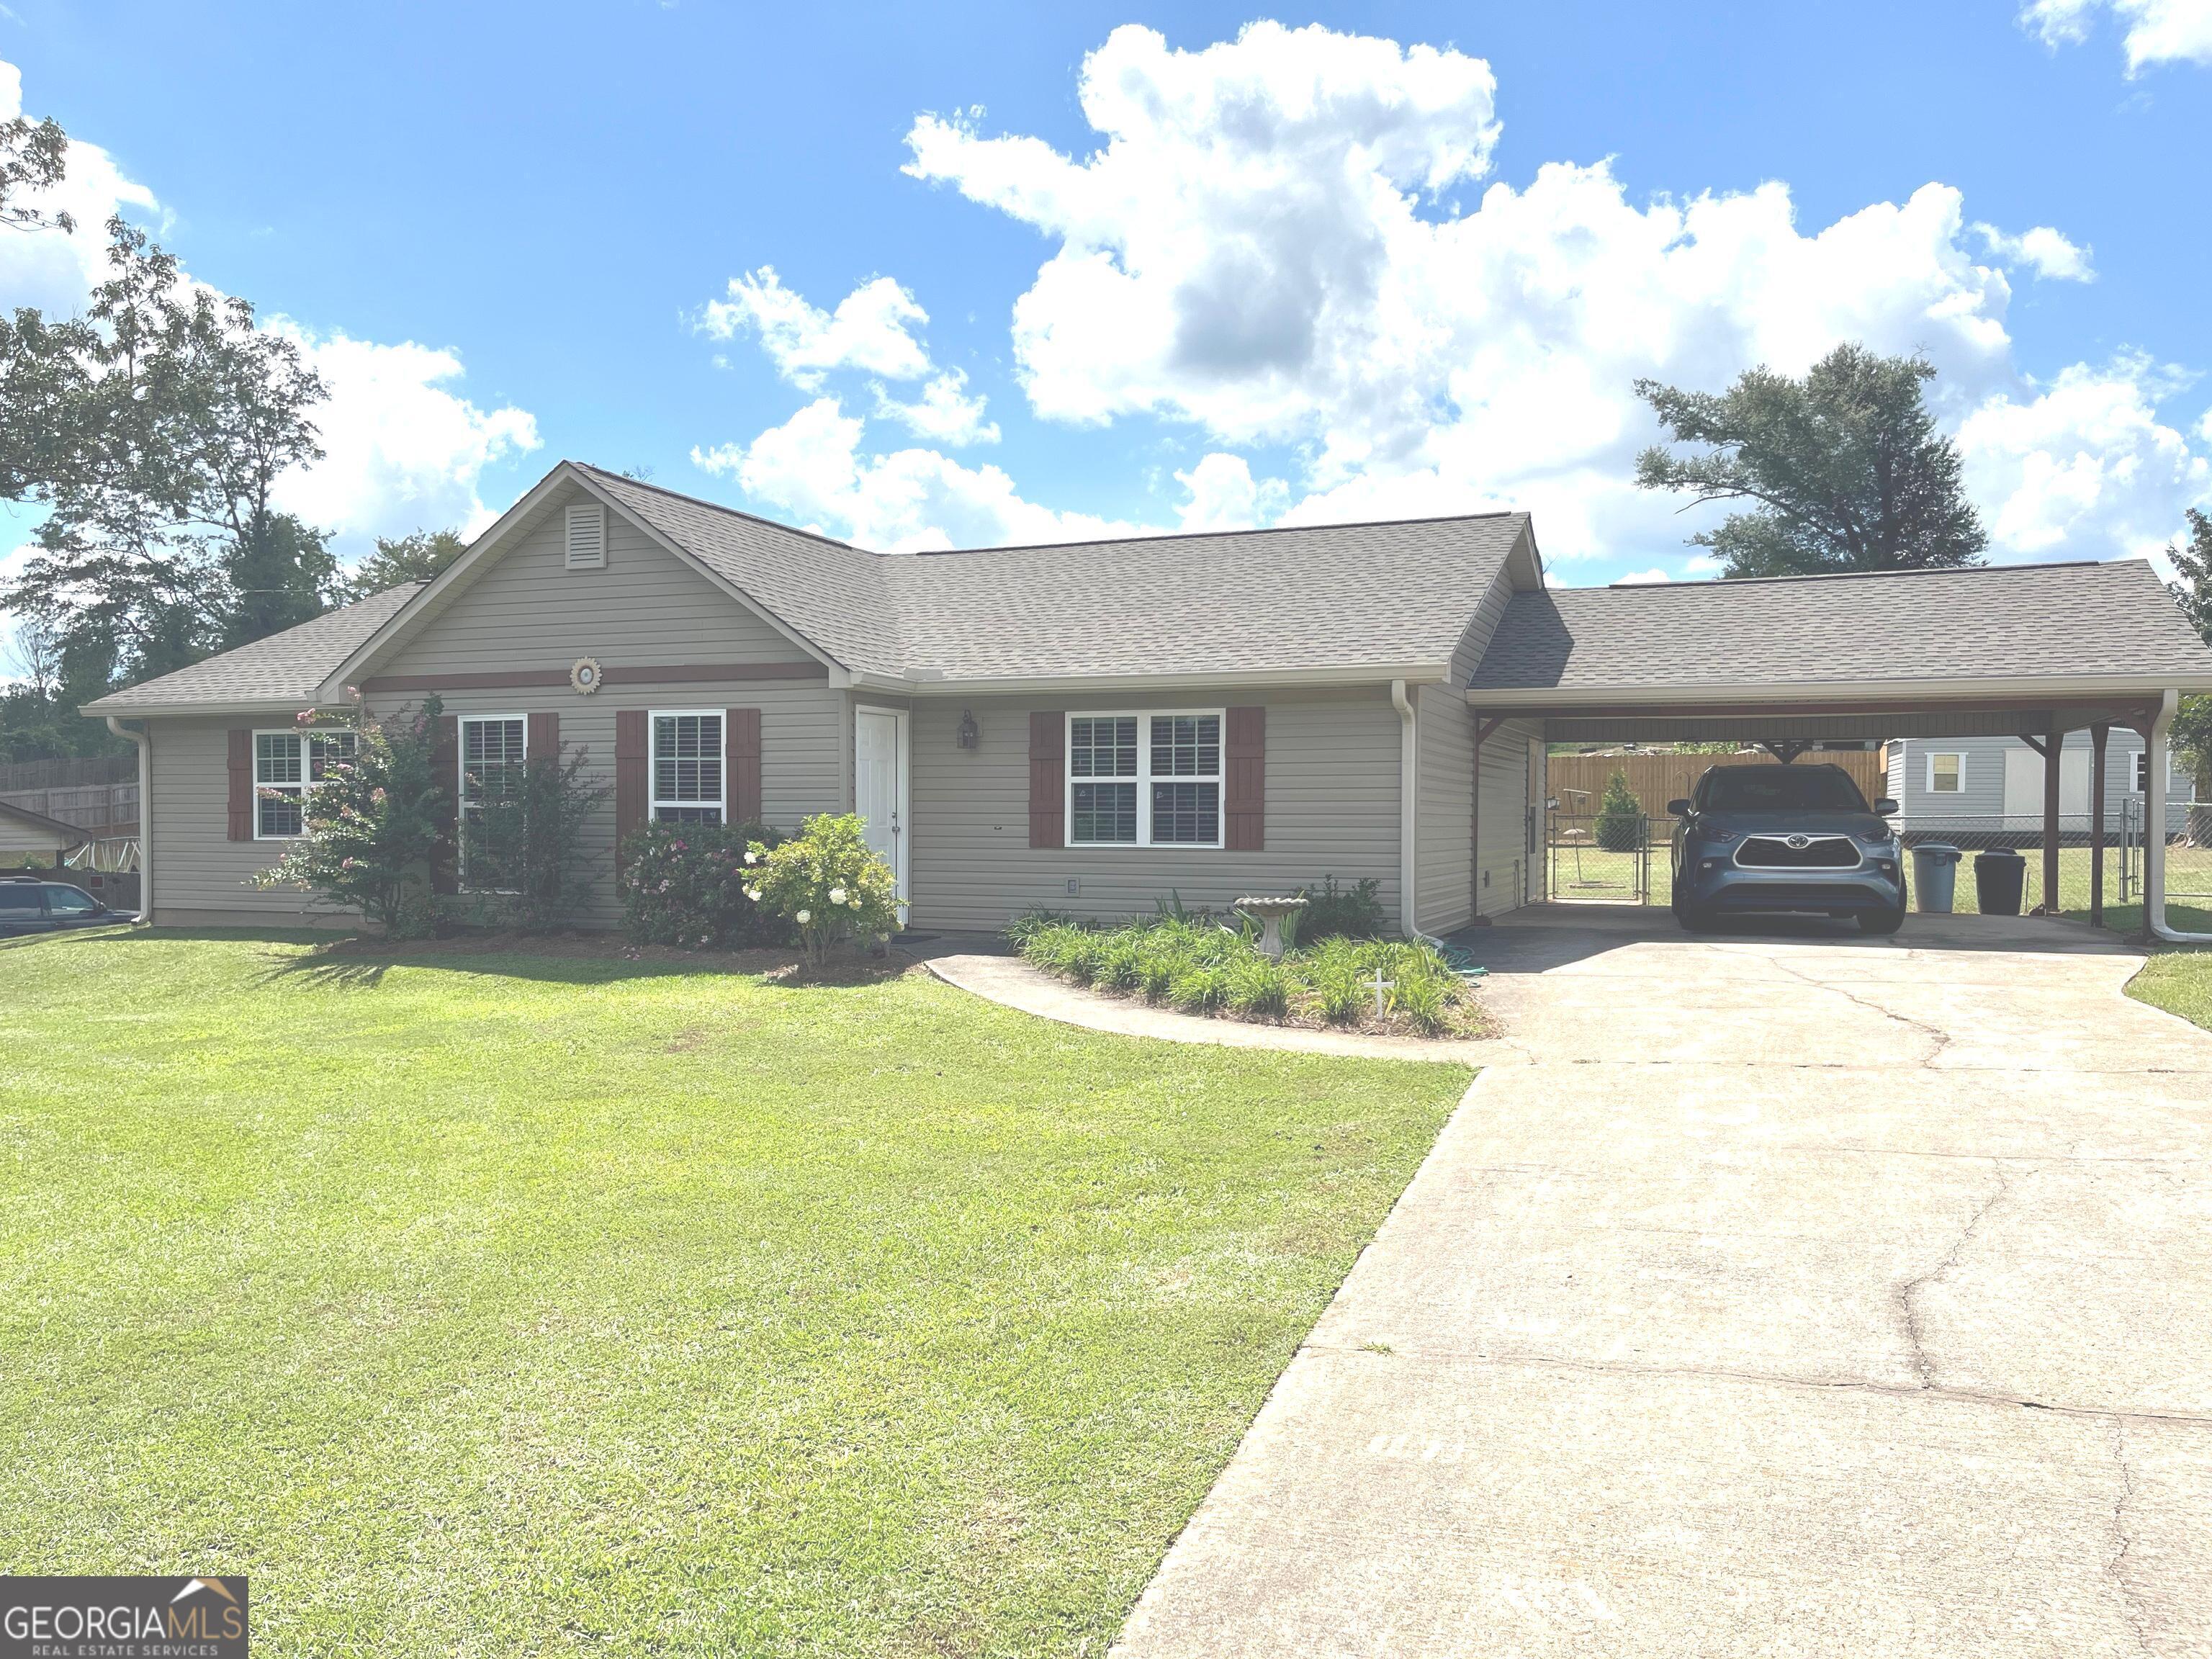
[0,796,88,864]
[84,461,2212,937]
[1886,731,2200,837]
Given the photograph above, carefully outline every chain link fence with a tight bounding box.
[1546,798,2212,920]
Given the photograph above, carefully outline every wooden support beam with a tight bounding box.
[1759,739,1814,765]
[1467,716,1495,927]
[2019,732,2051,760]
[2090,722,2108,930]
[2041,721,2062,918]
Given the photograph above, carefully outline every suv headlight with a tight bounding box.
[1858,830,1899,849]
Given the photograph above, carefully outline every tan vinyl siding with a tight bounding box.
[907,687,1401,933]
[143,716,338,926]
[1476,719,1538,918]
[1415,683,1475,932]
[374,482,808,678]
[0,816,77,856]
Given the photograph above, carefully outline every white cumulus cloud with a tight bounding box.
[886,21,2208,567]
[269,327,541,543]
[698,266,934,389]
[1174,454,1290,533]
[692,397,1146,552]
[1973,221,2096,282]
[872,369,998,446]
[2020,0,2212,68]
[1616,568,1671,585]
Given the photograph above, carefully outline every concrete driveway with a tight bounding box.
[1115,908,2212,1658]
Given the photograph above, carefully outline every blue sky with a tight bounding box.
[2,0,2208,597]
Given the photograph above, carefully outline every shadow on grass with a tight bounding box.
[1,922,913,992]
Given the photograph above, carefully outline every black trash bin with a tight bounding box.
[1974,847,2027,917]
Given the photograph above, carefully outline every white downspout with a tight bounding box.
[1392,680,1419,939]
[106,715,150,926]
[2146,691,2212,945]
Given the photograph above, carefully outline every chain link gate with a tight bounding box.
[1545,806,1655,904]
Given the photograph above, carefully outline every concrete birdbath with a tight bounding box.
[1233,895,1308,960]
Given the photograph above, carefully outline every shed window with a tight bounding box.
[652,711,724,824]
[1927,752,1964,794]
[1067,711,1223,848]
[254,729,358,839]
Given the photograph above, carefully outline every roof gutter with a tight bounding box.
[105,716,150,927]
[1466,672,2212,709]
[1392,679,1419,940]
[850,663,1452,698]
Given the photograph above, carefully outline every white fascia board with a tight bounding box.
[1465,673,2212,708]
[849,662,1453,698]
[82,696,353,721]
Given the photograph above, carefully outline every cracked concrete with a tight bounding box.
[1112,907,2212,1658]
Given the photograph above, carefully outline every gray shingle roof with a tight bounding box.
[1468,559,2212,694]
[582,464,1528,680]
[83,583,424,714]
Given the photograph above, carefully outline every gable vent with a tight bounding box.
[565,503,606,570]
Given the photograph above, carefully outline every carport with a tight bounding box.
[1464,559,2212,941]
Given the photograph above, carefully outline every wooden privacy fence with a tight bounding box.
[1547,750,1889,822]
[0,783,140,835]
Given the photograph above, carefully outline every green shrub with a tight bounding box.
[1138,950,1182,1003]
[745,813,903,961]
[1095,935,1145,993]
[1390,969,1449,1035]
[1300,875,1387,941]
[1004,907,1072,944]
[459,744,613,932]
[622,819,791,950]
[1594,769,1643,852]
[1227,956,1290,1022]
[1169,964,1230,1015]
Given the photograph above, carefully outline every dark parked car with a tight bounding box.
[1668,764,1906,935]
[0,876,135,938]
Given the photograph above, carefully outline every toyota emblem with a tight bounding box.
[1786,834,1810,849]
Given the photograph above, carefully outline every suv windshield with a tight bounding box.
[1699,766,1869,814]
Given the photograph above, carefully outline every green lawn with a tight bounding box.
[2127,950,2212,1031]
[0,930,1470,1657]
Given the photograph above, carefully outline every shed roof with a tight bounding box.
[0,796,89,843]
[1467,559,2212,696]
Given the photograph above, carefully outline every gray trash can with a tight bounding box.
[1911,842,1962,914]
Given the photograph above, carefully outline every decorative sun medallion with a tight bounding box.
[570,656,603,695]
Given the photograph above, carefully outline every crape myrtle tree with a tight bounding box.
[1633,343,1988,578]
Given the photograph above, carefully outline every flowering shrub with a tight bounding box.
[621,819,791,950]
[249,698,448,937]
[745,813,901,961]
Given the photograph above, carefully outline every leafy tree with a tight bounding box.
[1634,343,1987,577]
[0,106,71,233]
[1,217,334,696]
[249,698,450,936]
[2169,508,2212,795]
[459,742,613,932]
[341,528,466,601]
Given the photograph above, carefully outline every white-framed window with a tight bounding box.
[1926,752,1964,794]
[459,714,527,889]
[1066,710,1223,848]
[651,711,724,824]
[254,728,359,839]
[2136,752,2188,796]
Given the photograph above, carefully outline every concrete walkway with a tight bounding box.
[1115,907,2212,1658]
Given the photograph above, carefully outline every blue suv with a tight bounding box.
[1668,764,1906,935]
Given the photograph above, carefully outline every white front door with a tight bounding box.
[854,707,908,909]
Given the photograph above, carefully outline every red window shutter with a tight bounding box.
[430,714,460,895]
[227,729,253,841]
[615,709,648,848]
[1226,706,1264,851]
[526,711,559,765]
[727,707,763,826]
[1029,711,1065,849]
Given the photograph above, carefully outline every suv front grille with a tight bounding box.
[1734,835,1862,870]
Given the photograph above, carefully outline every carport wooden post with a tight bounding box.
[2090,723,2109,929]
[2020,725,2062,917]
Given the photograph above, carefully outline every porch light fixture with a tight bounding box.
[956,709,979,750]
